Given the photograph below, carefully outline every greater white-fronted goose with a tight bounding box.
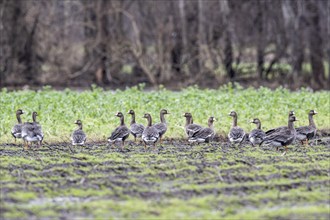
[228,111,245,144]
[266,110,295,135]
[188,116,216,143]
[249,118,266,146]
[21,112,44,150]
[142,113,160,149]
[108,112,130,150]
[296,110,318,145]
[127,109,145,142]
[154,109,170,143]
[71,120,87,146]
[261,115,298,155]
[11,109,24,143]
[183,112,202,138]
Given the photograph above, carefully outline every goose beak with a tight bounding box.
[314,111,318,114]
[250,120,254,123]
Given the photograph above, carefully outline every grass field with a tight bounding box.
[1,84,329,143]
[1,85,330,219]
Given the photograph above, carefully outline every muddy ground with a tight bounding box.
[1,134,330,219]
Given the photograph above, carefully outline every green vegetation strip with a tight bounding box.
[1,84,329,143]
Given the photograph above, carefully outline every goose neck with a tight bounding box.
[308,114,316,128]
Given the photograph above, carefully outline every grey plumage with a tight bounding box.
[11,109,24,141]
[128,110,145,141]
[108,112,130,148]
[249,118,265,146]
[21,112,44,149]
[153,109,169,141]
[183,112,202,138]
[188,117,215,143]
[261,115,298,153]
[142,113,159,147]
[266,110,295,135]
[228,111,245,144]
[296,110,317,144]
[71,120,86,145]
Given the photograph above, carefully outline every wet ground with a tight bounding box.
[1,133,330,219]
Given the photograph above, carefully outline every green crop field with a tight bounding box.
[1,84,330,219]
[1,84,329,143]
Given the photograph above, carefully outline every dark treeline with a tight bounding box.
[1,0,329,89]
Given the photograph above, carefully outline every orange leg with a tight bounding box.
[24,141,29,151]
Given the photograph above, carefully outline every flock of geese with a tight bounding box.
[11,109,318,154]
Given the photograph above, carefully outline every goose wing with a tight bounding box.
[109,125,130,141]
[11,124,23,138]
[262,128,294,146]
[296,126,316,140]
[265,126,286,135]
[189,127,214,143]
[249,129,266,145]
[153,123,167,136]
[72,129,87,144]
[130,123,145,137]
[186,123,203,137]
[228,126,245,142]
[142,126,160,143]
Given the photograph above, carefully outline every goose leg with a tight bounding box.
[121,141,125,151]
[24,141,29,151]
[305,139,309,146]
[281,146,288,156]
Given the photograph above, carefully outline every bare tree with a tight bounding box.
[306,0,326,88]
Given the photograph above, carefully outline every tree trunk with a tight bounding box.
[282,0,304,86]
[220,0,235,79]
[198,0,205,73]
[306,0,326,88]
[256,0,264,80]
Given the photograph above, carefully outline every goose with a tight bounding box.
[142,113,160,149]
[296,110,318,145]
[108,112,130,149]
[228,111,245,144]
[71,120,87,146]
[11,109,24,143]
[261,115,298,155]
[183,112,203,138]
[21,112,44,150]
[266,110,295,135]
[188,116,216,143]
[127,110,145,142]
[154,109,170,143]
[249,118,266,146]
